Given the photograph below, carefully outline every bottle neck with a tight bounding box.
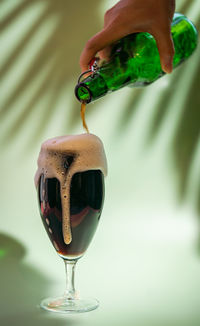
[75,73,108,103]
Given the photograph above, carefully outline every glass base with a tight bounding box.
[40,296,99,314]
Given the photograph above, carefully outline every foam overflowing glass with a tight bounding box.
[35,134,107,313]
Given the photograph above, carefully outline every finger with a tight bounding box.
[79,26,127,72]
[152,26,175,74]
[98,45,112,62]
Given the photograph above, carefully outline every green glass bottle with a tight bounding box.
[75,13,198,103]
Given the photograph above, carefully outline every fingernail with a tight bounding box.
[163,65,173,74]
[162,58,173,74]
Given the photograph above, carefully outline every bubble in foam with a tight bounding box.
[35,133,107,245]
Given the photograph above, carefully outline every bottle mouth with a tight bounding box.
[75,83,92,103]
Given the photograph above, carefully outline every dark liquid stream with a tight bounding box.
[38,170,104,259]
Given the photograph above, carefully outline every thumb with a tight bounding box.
[153,26,175,74]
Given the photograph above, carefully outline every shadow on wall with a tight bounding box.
[115,3,200,224]
[0,0,102,146]
[0,233,77,326]
[1,0,200,245]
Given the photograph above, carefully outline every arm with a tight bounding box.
[80,0,175,73]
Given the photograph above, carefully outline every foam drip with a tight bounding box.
[35,134,107,245]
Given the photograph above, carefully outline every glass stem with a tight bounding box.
[64,259,77,300]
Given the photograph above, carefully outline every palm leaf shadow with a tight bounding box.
[109,0,200,243]
[172,41,200,201]
[114,88,145,137]
[26,71,76,150]
[0,56,62,147]
[113,0,196,140]
[0,4,55,82]
[179,0,195,13]
[1,0,200,224]
[1,0,33,32]
[146,66,184,143]
[0,0,102,147]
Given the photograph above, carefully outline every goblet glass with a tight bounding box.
[37,161,105,313]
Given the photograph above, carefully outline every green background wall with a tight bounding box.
[1,1,200,325]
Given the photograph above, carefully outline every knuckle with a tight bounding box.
[104,8,112,19]
[85,39,95,51]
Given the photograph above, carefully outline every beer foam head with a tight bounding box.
[35,133,107,245]
[35,133,107,185]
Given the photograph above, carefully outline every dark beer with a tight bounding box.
[38,169,104,259]
[80,102,89,133]
[35,134,107,313]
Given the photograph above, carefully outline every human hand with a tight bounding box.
[80,0,175,74]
